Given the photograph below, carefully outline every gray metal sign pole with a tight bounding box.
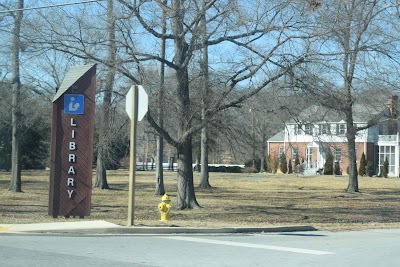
[128,86,138,226]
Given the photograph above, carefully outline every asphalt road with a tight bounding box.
[1,229,399,267]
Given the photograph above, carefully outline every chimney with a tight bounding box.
[388,95,398,118]
[388,95,398,135]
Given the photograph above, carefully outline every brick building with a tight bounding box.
[267,96,399,176]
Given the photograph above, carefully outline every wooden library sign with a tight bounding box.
[48,64,96,218]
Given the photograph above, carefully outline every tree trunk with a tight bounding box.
[346,111,359,192]
[199,126,210,188]
[195,154,200,172]
[260,141,266,172]
[199,0,211,189]
[176,138,200,209]
[95,148,110,189]
[174,69,201,208]
[155,0,167,195]
[94,0,115,189]
[95,100,111,188]
[155,134,165,195]
[9,0,23,192]
[172,0,200,209]
[155,132,165,194]
[341,1,359,193]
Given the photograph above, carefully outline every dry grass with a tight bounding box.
[1,170,400,231]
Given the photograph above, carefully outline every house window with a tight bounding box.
[292,148,298,160]
[320,124,330,135]
[305,124,313,135]
[279,147,284,157]
[337,124,346,135]
[378,145,395,175]
[339,124,346,135]
[335,148,342,162]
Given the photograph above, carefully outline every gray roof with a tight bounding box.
[52,64,96,102]
[287,103,386,124]
[268,98,392,143]
[268,130,285,142]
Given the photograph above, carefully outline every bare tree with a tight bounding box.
[199,0,210,188]
[137,0,308,208]
[95,0,117,189]
[294,0,400,192]
[30,0,309,209]
[9,0,24,192]
[155,0,168,195]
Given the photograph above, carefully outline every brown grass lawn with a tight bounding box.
[1,170,400,231]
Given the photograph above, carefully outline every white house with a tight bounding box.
[267,96,399,176]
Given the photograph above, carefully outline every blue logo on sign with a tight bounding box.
[64,94,84,114]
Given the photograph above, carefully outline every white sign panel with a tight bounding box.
[126,85,148,121]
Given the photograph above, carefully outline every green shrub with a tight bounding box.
[280,153,288,174]
[324,151,333,175]
[366,161,374,177]
[288,160,293,174]
[267,155,280,173]
[193,165,243,173]
[359,152,366,176]
[334,161,341,175]
[273,156,279,173]
[267,155,272,173]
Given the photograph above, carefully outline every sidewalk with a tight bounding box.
[0,220,317,234]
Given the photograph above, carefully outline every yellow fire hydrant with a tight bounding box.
[158,194,172,221]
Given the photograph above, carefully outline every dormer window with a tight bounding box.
[338,124,346,135]
[335,123,346,135]
[305,124,313,135]
[320,124,330,135]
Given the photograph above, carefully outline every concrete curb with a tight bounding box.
[114,225,317,235]
[0,220,317,235]
[0,220,120,234]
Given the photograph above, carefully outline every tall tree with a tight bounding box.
[169,0,199,208]
[135,0,308,209]
[95,0,117,189]
[155,0,168,195]
[294,0,400,192]
[9,0,24,192]
[199,0,211,188]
